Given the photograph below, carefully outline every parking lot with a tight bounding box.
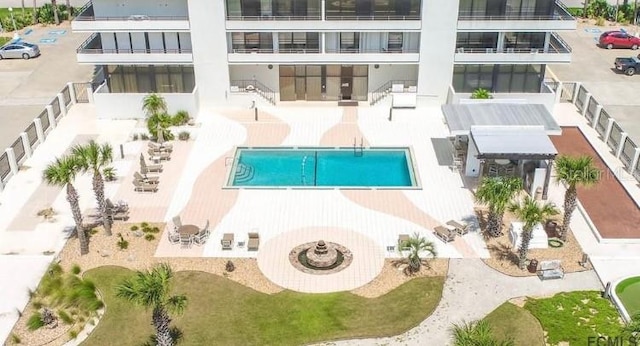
[549,21,640,142]
[0,23,93,150]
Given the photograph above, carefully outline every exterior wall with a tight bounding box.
[92,0,189,18]
[417,0,459,105]
[448,84,557,112]
[93,84,197,119]
[229,64,279,91]
[188,0,230,108]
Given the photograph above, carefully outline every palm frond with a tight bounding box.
[475,177,522,214]
[43,155,80,187]
[555,155,600,188]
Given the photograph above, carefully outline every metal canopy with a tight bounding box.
[442,103,562,136]
[470,125,558,160]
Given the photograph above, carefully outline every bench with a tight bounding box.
[537,260,564,280]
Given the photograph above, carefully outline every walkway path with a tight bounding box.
[325,259,602,346]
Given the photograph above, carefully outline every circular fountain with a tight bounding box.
[289,240,353,275]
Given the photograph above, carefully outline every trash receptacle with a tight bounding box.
[528,259,539,273]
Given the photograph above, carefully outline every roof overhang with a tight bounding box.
[470,125,558,160]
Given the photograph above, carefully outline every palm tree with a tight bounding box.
[32,0,37,24]
[398,232,437,274]
[73,140,114,236]
[555,155,600,241]
[451,320,514,346]
[475,177,522,237]
[508,197,559,269]
[142,93,168,118]
[116,264,187,346]
[51,0,60,25]
[65,0,71,22]
[43,155,88,255]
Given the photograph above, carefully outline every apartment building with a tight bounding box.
[71,0,575,117]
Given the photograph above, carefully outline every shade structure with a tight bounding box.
[442,103,561,136]
[470,125,558,160]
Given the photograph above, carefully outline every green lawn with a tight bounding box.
[0,37,10,46]
[616,276,640,318]
[524,291,624,345]
[0,8,33,19]
[84,266,445,346]
[483,302,545,346]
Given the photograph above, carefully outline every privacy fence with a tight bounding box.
[559,81,640,182]
[0,82,93,191]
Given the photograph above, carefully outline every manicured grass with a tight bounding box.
[483,302,545,346]
[0,37,10,46]
[616,276,640,318]
[524,291,624,345]
[0,8,34,19]
[84,266,445,346]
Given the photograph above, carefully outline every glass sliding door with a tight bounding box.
[279,64,368,101]
[279,65,296,101]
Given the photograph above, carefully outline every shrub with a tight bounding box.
[172,110,190,126]
[88,228,99,235]
[132,133,139,141]
[10,333,21,344]
[178,131,190,141]
[595,16,605,26]
[0,12,31,32]
[144,234,156,241]
[141,222,149,228]
[26,313,44,331]
[150,227,161,234]
[130,225,139,231]
[36,4,72,24]
[225,260,235,272]
[146,113,174,141]
[117,233,129,250]
[71,265,81,275]
[566,7,583,17]
[470,88,492,99]
[103,167,117,182]
[57,310,74,324]
[68,329,79,339]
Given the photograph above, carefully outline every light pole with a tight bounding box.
[8,7,17,32]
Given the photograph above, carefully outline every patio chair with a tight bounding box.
[148,149,171,161]
[221,233,234,250]
[487,164,498,177]
[167,230,180,244]
[194,220,211,245]
[247,232,260,251]
[106,198,128,213]
[148,141,173,153]
[179,234,193,248]
[433,226,456,243]
[133,179,158,193]
[446,220,469,236]
[107,205,130,221]
[134,171,159,184]
[172,215,182,231]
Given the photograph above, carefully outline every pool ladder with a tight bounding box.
[353,137,364,157]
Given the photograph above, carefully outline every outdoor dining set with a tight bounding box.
[167,215,261,251]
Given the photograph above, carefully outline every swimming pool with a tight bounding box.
[226,147,419,188]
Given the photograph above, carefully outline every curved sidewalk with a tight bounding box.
[323,259,602,346]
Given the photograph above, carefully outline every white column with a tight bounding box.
[5,148,18,177]
[553,81,563,104]
[591,104,603,128]
[616,133,628,158]
[543,32,551,53]
[629,148,640,173]
[86,84,95,103]
[67,82,77,105]
[34,118,45,144]
[581,93,591,116]
[321,32,326,53]
[57,93,67,116]
[272,34,279,52]
[321,0,325,20]
[496,32,505,52]
[47,105,57,129]
[20,133,32,158]
[604,119,615,145]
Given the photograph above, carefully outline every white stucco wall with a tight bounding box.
[228,65,279,92]
[188,1,230,108]
[93,85,197,119]
[368,64,418,91]
[92,0,189,17]
[417,0,459,105]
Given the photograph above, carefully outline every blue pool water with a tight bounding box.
[229,147,416,188]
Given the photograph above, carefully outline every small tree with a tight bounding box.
[116,264,187,346]
[555,155,600,241]
[142,93,168,118]
[398,232,437,274]
[470,88,492,100]
[475,177,522,237]
[508,197,559,269]
[450,320,514,346]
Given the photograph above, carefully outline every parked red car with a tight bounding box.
[599,30,640,50]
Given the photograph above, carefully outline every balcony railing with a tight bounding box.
[231,48,320,54]
[324,14,420,20]
[454,45,570,54]
[226,15,321,21]
[230,79,276,105]
[76,33,192,54]
[74,1,188,21]
[371,80,417,105]
[458,1,573,20]
[229,48,418,54]
[325,48,420,53]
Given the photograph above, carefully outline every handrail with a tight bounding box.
[454,45,570,54]
[231,48,320,54]
[74,1,93,18]
[370,80,416,105]
[78,48,193,54]
[230,79,276,105]
[226,15,321,21]
[324,15,420,20]
[551,32,573,53]
[229,48,418,54]
[458,2,574,20]
[325,48,419,53]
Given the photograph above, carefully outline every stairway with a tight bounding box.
[234,163,255,183]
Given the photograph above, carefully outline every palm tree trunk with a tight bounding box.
[518,229,532,269]
[584,0,590,18]
[51,0,60,25]
[152,307,173,346]
[66,183,89,255]
[487,210,502,237]
[32,0,37,24]
[65,0,71,22]
[562,185,577,241]
[93,172,112,236]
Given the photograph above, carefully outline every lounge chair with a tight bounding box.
[141,163,163,174]
[538,260,564,280]
[148,141,173,152]
[433,226,456,243]
[133,180,158,192]
[446,220,469,236]
[247,232,260,251]
[167,230,180,244]
[105,198,128,213]
[148,149,171,161]
[134,171,159,184]
[221,233,234,250]
[194,220,210,245]
[179,234,193,248]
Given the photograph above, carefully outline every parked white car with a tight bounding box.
[0,40,40,60]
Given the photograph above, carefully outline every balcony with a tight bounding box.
[72,2,190,32]
[454,34,572,64]
[225,17,420,31]
[76,34,193,65]
[457,1,576,31]
[227,48,419,64]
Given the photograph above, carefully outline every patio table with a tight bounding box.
[495,159,511,165]
[178,224,199,236]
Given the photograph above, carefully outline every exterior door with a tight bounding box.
[340,65,353,100]
[295,77,306,100]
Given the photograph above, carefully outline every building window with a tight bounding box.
[388,32,403,52]
[458,0,555,18]
[106,65,195,93]
[340,32,360,52]
[452,64,544,93]
[231,32,273,52]
[503,32,545,50]
[456,32,498,50]
[226,0,321,18]
[326,0,421,19]
[278,32,319,52]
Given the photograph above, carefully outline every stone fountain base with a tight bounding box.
[289,241,353,275]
